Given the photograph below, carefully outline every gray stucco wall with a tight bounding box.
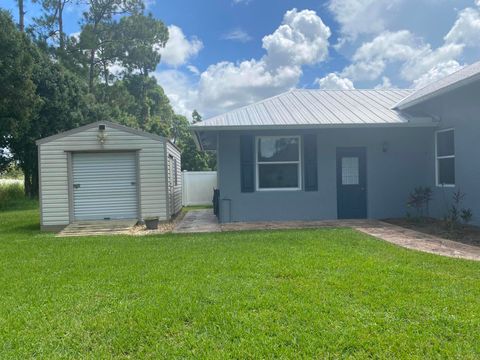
[404,81,480,225]
[217,127,436,223]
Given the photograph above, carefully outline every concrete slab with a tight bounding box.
[172,209,220,233]
[57,219,137,237]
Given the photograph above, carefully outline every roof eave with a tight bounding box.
[189,119,436,132]
[393,72,480,111]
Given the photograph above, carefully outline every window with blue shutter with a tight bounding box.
[240,135,254,192]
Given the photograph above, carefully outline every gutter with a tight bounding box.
[189,119,437,132]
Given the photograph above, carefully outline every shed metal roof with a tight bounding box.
[192,89,416,130]
[36,120,180,151]
[394,61,480,110]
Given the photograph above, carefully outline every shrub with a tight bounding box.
[444,189,473,231]
[407,186,432,220]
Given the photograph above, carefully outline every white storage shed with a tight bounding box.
[36,121,182,231]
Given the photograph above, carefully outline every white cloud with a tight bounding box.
[262,8,331,68]
[374,76,394,89]
[155,9,331,116]
[108,61,127,78]
[70,31,80,41]
[340,30,464,84]
[158,25,203,67]
[315,73,355,90]
[444,7,480,47]
[222,29,252,43]
[400,43,464,81]
[342,30,421,81]
[342,59,386,81]
[187,65,200,75]
[191,8,331,114]
[412,60,463,89]
[328,0,403,41]
[153,70,198,116]
[197,60,301,114]
[352,30,420,63]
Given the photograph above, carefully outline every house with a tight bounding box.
[36,121,181,231]
[191,61,480,224]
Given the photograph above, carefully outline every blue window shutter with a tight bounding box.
[240,135,255,192]
[304,134,318,191]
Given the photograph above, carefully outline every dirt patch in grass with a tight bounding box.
[384,217,480,247]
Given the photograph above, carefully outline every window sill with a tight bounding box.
[256,188,302,192]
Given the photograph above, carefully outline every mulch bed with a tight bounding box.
[384,218,480,247]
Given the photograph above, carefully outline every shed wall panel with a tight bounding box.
[39,125,168,227]
[167,142,182,216]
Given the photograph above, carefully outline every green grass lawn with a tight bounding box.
[1,201,480,358]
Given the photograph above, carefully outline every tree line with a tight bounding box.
[0,1,214,198]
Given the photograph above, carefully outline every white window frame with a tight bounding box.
[435,128,455,187]
[255,135,302,191]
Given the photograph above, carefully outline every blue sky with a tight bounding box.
[2,0,480,118]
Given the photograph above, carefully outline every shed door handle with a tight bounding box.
[131,182,136,185]
[73,184,80,189]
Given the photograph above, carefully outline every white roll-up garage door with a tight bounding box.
[73,152,138,221]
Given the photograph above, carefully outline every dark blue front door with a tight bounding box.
[336,147,367,219]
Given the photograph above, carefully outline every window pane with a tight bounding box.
[437,130,454,157]
[342,157,359,185]
[258,164,299,188]
[438,158,455,185]
[258,137,299,162]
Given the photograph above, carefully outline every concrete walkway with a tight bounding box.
[57,219,137,237]
[355,222,480,261]
[173,210,480,261]
[172,209,221,233]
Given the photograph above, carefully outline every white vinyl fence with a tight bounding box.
[182,171,217,206]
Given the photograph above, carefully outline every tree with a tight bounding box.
[121,74,174,136]
[31,0,74,49]
[116,13,168,77]
[192,110,202,124]
[115,14,168,125]
[0,11,97,197]
[0,10,39,172]
[15,0,25,31]
[79,0,144,91]
[171,112,216,171]
[9,53,93,197]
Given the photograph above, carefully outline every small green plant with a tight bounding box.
[407,186,432,221]
[444,189,473,231]
[460,208,473,225]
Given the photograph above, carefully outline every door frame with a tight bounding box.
[67,149,141,223]
[336,147,368,219]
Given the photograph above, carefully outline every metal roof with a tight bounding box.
[394,61,480,110]
[192,89,415,130]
